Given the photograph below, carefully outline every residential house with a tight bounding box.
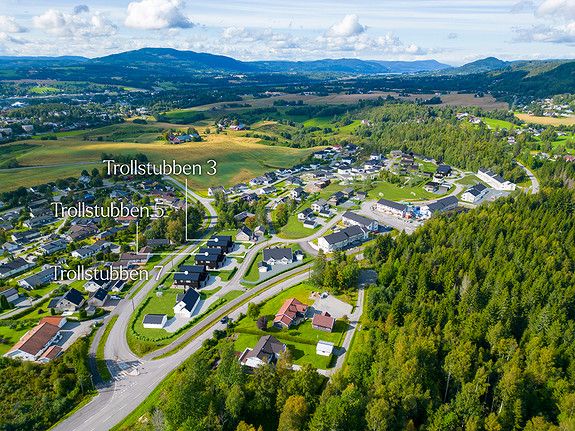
[342,211,379,232]
[173,289,200,318]
[254,225,266,237]
[303,219,318,229]
[236,226,255,242]
[461,183,489,203]
[87,288,108,307]
[118,252,150,266]
[0,221,13,231]
[39,316,67,328]
[370,153,383,161]
[48,288,85,313]
[311,199,329,213]
[84,273,111,292]
[423,181,440,193]
[18,266,61,289]
[390,149,403,158]
[328,191,345,206]
[262,247,293,266]
[312,312,336,332]
[206,235,234,253]
[66,225,99,242]
[435,164,452,179]
[285,176,304,186]
[12,229,41,245]
[376,199,409,217]
[194,253,222,270]
[234,211,255,222]
[39,239,68,255]
[240,335,287,368]
[290,187,304,199]
[143,314,168,329]
[356,191,367,200]
[317,225,369,253]
[0,288,19,304]
[420,196,459,219]
[342,187,354,199]
[1,242,18,252]
[477,168,516,191]
[257,186,276,196]
[3,322,61,361]
[23,214,55,229]
[0,258,35,279]
[273,298,308,328]
[298,207,314,221]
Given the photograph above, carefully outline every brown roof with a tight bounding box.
[8,322,60,356]
[312,312,336,330]
[39,345,62,360]
[274,298,308,326]
[39,316,66,327]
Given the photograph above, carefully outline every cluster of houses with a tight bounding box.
[376,196,459,220]
[477,168,516,191]
[238,296,338,368]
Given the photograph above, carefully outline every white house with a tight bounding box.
[173,289,200,318]
[342,211,378,232]
[143,314,168,329]
[317,226,368,253]
[420,196,459,219]
[316,340,335,356]
[262,247,293,266]
[477,168,516,191]
[376,199,409,218]
[461,183,489,203]
[240,335,287,368]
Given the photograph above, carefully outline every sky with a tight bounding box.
[1,0,575,65]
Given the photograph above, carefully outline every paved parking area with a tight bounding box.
[475,189,510,205]
[308,294,352,319]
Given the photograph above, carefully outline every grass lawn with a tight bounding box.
[131,291,178,340]
[243,252,263,282]
[368,181,436,201]
[278,213,321,239]
[482,118,519,130]
[96,315,118,382]
[210,267,237,282]
[233,332,332,369]
[233,282,348,369]
[0,163,101,193]
[415,158,437,172]
[20,282,60,298]
[0,323,35,355]
[456,175,483,186]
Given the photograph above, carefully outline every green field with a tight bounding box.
[0,123,318,192]
[29,86,60,94]
[368,181,436,201]
[278,214,321,239]
[482,118,519,130]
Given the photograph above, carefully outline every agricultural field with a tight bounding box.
[481,118,520,130]
[0,124,319,191]
[515,113,575,126]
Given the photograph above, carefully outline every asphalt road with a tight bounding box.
[515,160,540,194]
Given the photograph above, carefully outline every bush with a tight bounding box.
[257,316,268,331]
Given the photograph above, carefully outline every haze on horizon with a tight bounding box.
[1,0,575,66]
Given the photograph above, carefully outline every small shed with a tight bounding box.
[316,340,335,356]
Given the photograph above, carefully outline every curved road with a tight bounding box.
[54,178,346,431]
[515,160,540,194]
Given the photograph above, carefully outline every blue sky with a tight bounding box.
[1,0,575,65]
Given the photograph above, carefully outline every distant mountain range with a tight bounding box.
[0,48,451,75]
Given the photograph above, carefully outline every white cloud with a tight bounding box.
[0,32,27,45]
[325,14,366,38]
[0,16,27,33]
[535,0,575,20]
[514,23,575,43]
[125,0,193,30]
[33,8,117,38]
[448,32,458,39]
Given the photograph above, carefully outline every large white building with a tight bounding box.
[420,196,459,219]
[461,183,489,203]
[477,168,516,191]
[318,225,369,253]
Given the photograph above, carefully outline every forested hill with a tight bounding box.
[343,188,575,431]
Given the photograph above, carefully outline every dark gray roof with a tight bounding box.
[179,264,206,274]
[322,225,366,245]
[63,288,84,306]
[466,183,488,196]
[436,164,451,172]
[377,198,408,212]
[178,289,200,311]
[90,288,108,302]
[238,226,253,237]
[143,314,166,325]
[174,272,202,282]
[195,254,220,262]
[0,257,32,275]
[263,247,293,262]
[342,211,374,227]
[247,335,286,361]
[0,288,18,298]
[426,196,459,212]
